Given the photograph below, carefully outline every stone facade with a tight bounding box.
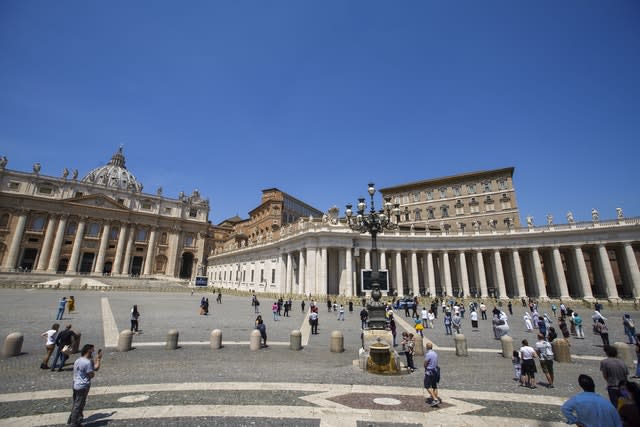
[0,148,213,279]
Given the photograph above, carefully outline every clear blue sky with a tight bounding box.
[1,1,638,225]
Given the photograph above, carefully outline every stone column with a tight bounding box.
[551,247,571,299]
[410,251,420,296]
[319,247,328,295]
[299,249,307,295]
[458,251,470,297]
[380,250,387,270]
[597,244,620,300]
[121,226,135,275]
[364,250,371,270]
[426,251,436,297]
[35,216,58,272]
[531,248,548,299]
[94,223,111,274]
[395,251,404,294]
[306,247,316,295]
[285,252,292,294]
[46,215,68,273]
[573,246,594,300]
[493,250,507,298]
[112,224,128,276]
[442,251,453,296]
[622,243,640,300]
[4,212,27,271]
[475,250,488,298]
[345,246,353,296]
[511,249,527,298]
[143,228,157,276]
[338,248,346,295]
[66,219,86,274]
[166,230,180,278]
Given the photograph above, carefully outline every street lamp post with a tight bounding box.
[345,183,400,330]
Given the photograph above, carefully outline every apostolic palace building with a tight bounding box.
[1,150,639,301]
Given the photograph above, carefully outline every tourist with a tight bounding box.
[423,342,441,406]
[508,301,513,315]
[337,304,345,321]
[55,296,67,320]
[309,310,319,334]
[561,374,622,427]
[301,300,306,313]
[538,317,547,338]
[360,308,368,329]
[421,307,428,328]
[67,296,76,313]
[327,299,332,312]
[551,303,557,317]
[284,300,290,317]
[519,339,538,389]
[574,312,584,339]
[411,298,418,319]
[634,334,640,379]
[443,312,453,335]
[389,315,397,346]
[512,350,523,385]
[622,314,636,344]
[524,312,533,332]
[256,318,267,347]
[470,309,478,329]
[601,345,629,406]
[401,332,416,372]
[596,319,610,346]
[535,333,555,388]
[428,309,435,329]
[532,310,540,329]
[272,301,279,321]
[593,309,607,333]
[452,312,462,334]
[67,344,103,427]
[617,380,640,426]
[130,305,140,333]
[559,317,571,339]
[40,323,60,370]
[414,317,424,337]
[216,292,222,303]
[253,295,260,314]
[547,327,558,342]
[51,324,78,371]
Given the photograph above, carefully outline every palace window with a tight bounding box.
[426,190,433,200]
[184,234,195,247]
[135,228,147,242]
[189,208,198,218]
[483,181,492,192]
[38,186,53,195]
[413,193,419,202]
[160,232,168,244]
[164,207,172,214]
[87,223,100,237]
[452,186,461,197]
[109,228,119,241]
[66,222,77,236]
[141,202,152,210]
[414,208,422,220]
[485,202,495,212]
[29,216,46,231]
[501,194,512,210]
[0,213,9,228]
[427,208,435,220]
[439,188,447,199]
[467,184,476,194]
[8,182,20,191]
[455,200,464,216]
[498,179,508,190]
[440,205,449,218]
[402,194,409,204]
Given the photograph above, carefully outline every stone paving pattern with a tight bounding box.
[0,276,638,426]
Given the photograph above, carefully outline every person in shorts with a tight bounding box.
[534,333,555,388]
[519,339,538,389]
[423,342,440,406]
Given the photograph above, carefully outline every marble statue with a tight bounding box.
[617,207,624,219]
[0,156,8,169]
[33,162,41,174]
[591,208,599,222]
[488,219,497,229]
[546,214,553,225]
[472,220,480,231]
[72,169,78,180]
[526,215,533,227]
[566,211,574,224]
[62,168,69,178]
[157,187,163,196]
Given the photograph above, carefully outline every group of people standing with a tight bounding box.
[55,295,76,320]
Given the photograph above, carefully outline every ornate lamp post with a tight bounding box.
[345,183,400,330]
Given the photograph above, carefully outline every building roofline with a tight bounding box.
[258,188,323,215]
[379,167,515,193]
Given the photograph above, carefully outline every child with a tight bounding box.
[512,350,523,385]
[414,318,424,337]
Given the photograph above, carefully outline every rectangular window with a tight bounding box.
[452,186,461,197]
[87,223,100,237]
[38,186,53,195]
[141,202,152,210]
[414,209,422,220]
[75,192,84,198]
[260,269,264,283]
[426,191,433,200]
[485,203,495,212]
[164,207,172,214]
[29,216,46,231]
[467,184,476,194]
[455,206,464,215]
[470,205,480,213]
[136,229,147,242]
[439,188,447,199]
[189,208,198,218]
[498,179,508,190]
[441,206,449,217]
[250,270,254,282]
[242,270,246,282]
[483,181,492,192]
[402,194,409,204]
[8,182,20,191]
[501,200,512,209]
[184,235,194,247]
[413,193,419,202]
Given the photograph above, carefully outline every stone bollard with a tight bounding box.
[166,329,179,350]
[210,329,222,350]
[249,330,261,351]
[500,335,513,358]
[613,342,634,369]
[290,330,302,351]
[454,334,468,356]
[71,331,81,354]
[414,335,424,356]
[552,338,571,362]
[2,332,24,357]
[117,330,133,352]
[330,330,344,353]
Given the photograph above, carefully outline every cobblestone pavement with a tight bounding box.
[0,284,638,426]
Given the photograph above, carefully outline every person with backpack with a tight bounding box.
[535,333,555,388]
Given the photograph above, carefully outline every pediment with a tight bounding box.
[66,194,129,211]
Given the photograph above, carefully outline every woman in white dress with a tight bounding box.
[524,313,533,331]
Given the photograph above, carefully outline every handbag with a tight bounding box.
[61,345,72,356]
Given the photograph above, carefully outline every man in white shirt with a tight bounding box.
[421,308,428,328]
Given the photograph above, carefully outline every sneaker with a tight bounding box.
[425,397,434,404]
[430,399,440,406]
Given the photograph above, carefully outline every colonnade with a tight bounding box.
[209,238,640,301]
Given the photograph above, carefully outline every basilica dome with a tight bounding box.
[81,147,143,192]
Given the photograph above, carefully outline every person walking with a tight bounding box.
[508,301,513,315]
[360,308,368,330]
[67,344,102,427]
[524,312,533,332]
[55,297,67,320]
[51,324,78,371]
[389,315,397,347]
[216,292,222,304]
[623,314,636,344]
[428,310,436,329]
[596,319,610,346]
[444,312,453,335]
[470,309,478,329]
[452,313,462,334]
[561,374,622,427]
[601,345,629,406]
[130,305,140,333]
[535,333,555,388]
[519,339,538,389]
[272,302,279,321]
[309,310,319,335]
[423,342,441,406]
[40,323,60,369]
[480,302,487,320]
[573,312,584,339]
[421,307,428,329]
[512,350,523,385]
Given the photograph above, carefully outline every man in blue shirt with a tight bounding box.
[423,342,440,407]
[561,374,622,427]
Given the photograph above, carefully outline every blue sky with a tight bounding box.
[1,1,638,225]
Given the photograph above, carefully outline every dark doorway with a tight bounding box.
[79,253,95,273]
[103,261,113,275]
[20,248,38,271]
[131,256,143,277]
[180,252,194,279]
[57,258,68,273]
